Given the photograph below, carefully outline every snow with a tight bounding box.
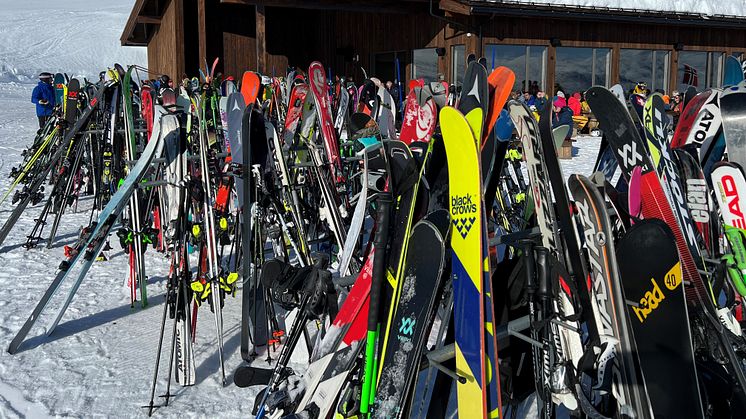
[486,0,746,17]
[0,0,146,83]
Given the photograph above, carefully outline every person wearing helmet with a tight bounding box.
[31,72,56,129]
[633,82,648,97]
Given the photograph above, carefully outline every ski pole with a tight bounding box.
[395,57,403,114]
[360,191,392,415]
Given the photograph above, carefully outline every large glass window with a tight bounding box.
[451,45,465,88]
[555,47,610,95]
[678,51,724,92]
[412,48,439,83]
[619,49,669,95]
[528,47,547,92]
[485,44,545,92]
[653,51,669,93]
[593,49,610,86]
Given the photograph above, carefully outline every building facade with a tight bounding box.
[121,0,746,95]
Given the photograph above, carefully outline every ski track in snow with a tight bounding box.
[0,0,146,83]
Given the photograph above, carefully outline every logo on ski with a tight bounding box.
[686,179,710,223]
[467,77,481,102]
[618,142,643,169]
[692,108,716,145]
[631,262,682,323]
[451,193,477,239]
[399,317,416,336]
[718,174,746,229]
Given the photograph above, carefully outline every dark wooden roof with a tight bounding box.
[121,0,171,46]
[220,0,430,13]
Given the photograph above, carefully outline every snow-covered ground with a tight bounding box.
[496,0,746,17]
[0,83,268,417]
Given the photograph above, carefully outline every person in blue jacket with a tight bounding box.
[552,97,573,141]
[31,72,56,129]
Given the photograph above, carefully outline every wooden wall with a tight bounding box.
[147,0,185,79]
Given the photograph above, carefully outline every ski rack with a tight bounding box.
[423,226,585,384]
[140,152,229,166]
[81,128,148,134]
[421,315,537,383]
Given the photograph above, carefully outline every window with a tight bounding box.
[593,48,611,86]
[555,47,610,95]
[451,45,465,88]
[653,51,669,93]
[619,49,669,95]
[678,51,724,92]
[412,48,439,83]
[528,47,547,92]
[485,44,545,92]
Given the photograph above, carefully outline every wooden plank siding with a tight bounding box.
[147,0,184,79]
[137,0,746,92]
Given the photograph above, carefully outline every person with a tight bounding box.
[535,91,548,113]
[387,80,401,114]
[670,91,682,113]
[552,97,573,140]
[568,92,581,116]
[31,72,56,129]
[670,90,682,125]
[568,92,588,132]
[520,91,535,107]
[633,81,648,97]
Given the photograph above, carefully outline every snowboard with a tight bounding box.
[615,219,703,418]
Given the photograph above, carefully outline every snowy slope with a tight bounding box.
[0,0,146,83]
[487,0,746,17]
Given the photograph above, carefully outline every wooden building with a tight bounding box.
[121,0,746,95]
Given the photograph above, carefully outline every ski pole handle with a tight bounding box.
[369,192,392,331]
[535,246,550,300]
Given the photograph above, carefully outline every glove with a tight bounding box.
[39,99,49,105]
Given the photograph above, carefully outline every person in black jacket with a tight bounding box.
[535,91,548,113]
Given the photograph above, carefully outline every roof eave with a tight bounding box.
[462,0,746,29]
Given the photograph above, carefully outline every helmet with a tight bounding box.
[39,72,53,80]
